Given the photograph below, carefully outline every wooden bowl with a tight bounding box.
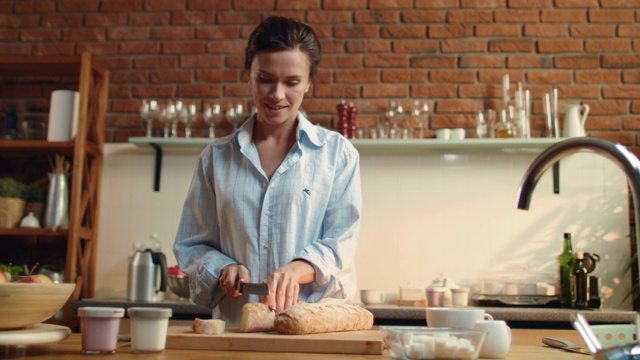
[0,282,75,330]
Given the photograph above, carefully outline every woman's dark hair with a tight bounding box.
[244,16,322,79]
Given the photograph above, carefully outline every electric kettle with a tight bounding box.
[127,249,167,302]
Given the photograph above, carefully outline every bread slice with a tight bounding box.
[192,318,226,335]
[240,302,275,332]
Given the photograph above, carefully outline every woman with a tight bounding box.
[173,16,362,325]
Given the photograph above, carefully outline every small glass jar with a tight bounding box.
[78,307,124,355]
[128,307,173,353]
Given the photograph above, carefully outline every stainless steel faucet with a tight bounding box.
[515,137,640,302]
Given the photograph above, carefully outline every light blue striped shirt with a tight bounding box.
[173,112,362,325]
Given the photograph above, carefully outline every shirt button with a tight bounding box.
[263,242,270,249]
[264,210,271,216]
[262,181,267,188]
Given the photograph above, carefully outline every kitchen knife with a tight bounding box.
[542,336,591,355]
[236,282,269,296]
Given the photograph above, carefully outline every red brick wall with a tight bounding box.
[2,0,640,148]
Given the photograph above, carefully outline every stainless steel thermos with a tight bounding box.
[127,249,167,302]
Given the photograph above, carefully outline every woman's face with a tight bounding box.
[248,48,311,127]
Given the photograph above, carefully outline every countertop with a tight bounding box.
[74,297,637,328]
[0,328,592,359]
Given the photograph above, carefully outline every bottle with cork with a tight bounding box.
[572,251,589,309]
[557,232,574,308]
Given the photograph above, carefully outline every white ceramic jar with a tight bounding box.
[78,307,125,354]
[127,307,173,353]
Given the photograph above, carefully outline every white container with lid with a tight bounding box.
[128,307,173,353]
[77,307,125,355]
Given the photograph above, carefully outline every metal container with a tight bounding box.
[127,249,167,302]
[44,173,69,229]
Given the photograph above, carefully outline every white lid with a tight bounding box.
[78,307,125,318]
[127,307,172,318]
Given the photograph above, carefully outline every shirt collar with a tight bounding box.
[213,111,327,150]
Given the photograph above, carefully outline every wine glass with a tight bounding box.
[159,101,176,138]
[386,100,404,139]
[411,100,429,139]
[179,102,198,138]
[226,103,246,132]
[203,103,222,139]
[140,99,159,137]
[172,100,185,138]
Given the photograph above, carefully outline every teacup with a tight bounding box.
[426,307,493,329]
[360,289,386,305]
[436,128,451,140]
[474,319,512,358]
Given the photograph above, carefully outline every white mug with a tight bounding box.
[360,289,386,305]
[436,128,451,140]
[426,307,493,329]
[474,319,512,359]
[451,128,466,140]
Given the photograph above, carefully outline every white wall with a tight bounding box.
[96,142,633,309]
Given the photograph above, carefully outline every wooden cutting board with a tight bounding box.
[165,326,384,355]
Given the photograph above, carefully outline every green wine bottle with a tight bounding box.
[558,233,574,308]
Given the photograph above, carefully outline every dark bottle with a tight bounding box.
[588,275,601,309]
[572,251,589,309]
[558,232,574,308]
[4,104,17,139]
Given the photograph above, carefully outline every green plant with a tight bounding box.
[24,184,47,203]
[0,177,26,199]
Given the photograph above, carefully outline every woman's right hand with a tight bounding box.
[218,264,250,297]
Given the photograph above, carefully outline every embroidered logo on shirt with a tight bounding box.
[303,188,311,196]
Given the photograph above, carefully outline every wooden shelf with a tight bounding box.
[0,53,109,329]
[0,228,68,237]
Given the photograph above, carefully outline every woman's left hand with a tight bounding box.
[265,260,315,314]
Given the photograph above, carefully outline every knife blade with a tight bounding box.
[236,282,269,296]
[542,336,592,355]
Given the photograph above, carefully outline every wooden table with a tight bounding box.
[0,329,590,359]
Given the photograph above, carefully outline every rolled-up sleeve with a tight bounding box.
[173,147,237,309]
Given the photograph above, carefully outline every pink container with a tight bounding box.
[78,307,124,355]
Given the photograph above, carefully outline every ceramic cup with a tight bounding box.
[360,289,386,305]
[474,319,512,359]
[426,307,493,329]
[78,307,125,355]
[426,287,446,307]
[436,128,451,140]
[451,288,470,307]
[128,307,173,353]
[451,128,466,140]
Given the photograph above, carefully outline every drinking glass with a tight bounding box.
[203,103,222,139]
[179,102,197,138]
[140,99,159,137]
[411,100,429,139]
[159,102,176,138]
[226,103,246,132]
[386,100,404,139]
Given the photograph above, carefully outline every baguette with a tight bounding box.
[274,303,374,335]
[192,318,226,335]
[240,302,275,332]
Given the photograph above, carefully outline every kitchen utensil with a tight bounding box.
[166,326,383,355]
[571,313,602,354]
[44,172,69,229]
[127,249,167,301]
[0,324,71,346]
[542,336,591,355]
[236,282,269,296]
[563,103,590,137]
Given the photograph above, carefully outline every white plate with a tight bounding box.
[0,323,70,345]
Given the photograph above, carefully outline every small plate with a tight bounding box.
[0,323,71,345]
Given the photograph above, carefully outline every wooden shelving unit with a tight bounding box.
[0,53,109,329]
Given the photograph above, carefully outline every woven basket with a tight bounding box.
[0,197,26,228]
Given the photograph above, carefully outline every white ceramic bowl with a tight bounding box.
[0,282,75,330]
[381,326,487,360]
